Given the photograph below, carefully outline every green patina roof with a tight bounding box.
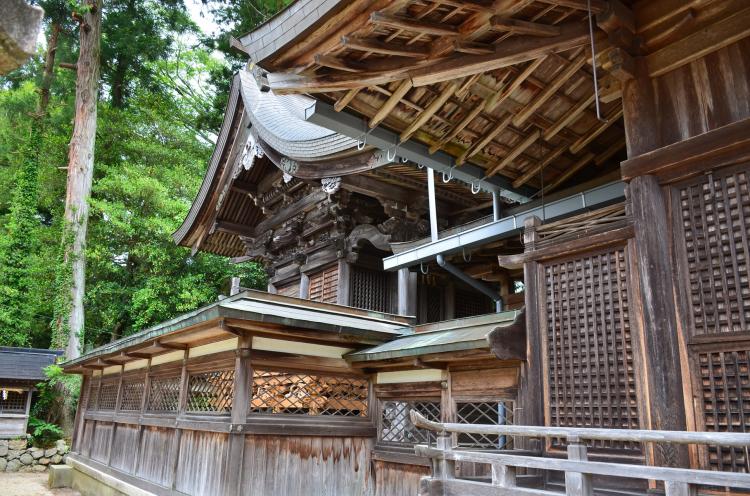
[63,290,411,369]
[346,310,520,362]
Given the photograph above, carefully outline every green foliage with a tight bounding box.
[31,365,81,425]
[28,417,65,448]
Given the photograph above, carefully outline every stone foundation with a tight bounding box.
[0,438,68,472]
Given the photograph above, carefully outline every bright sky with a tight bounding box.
[185,1,222,38]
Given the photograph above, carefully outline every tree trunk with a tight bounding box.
[55,0,102,361]
[38,22,60,115]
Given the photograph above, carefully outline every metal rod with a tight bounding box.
[587,0,606,122]
[492,192,501,222]
[427,168,439,242]
[436,255,500,305]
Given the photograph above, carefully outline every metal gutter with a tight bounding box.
[383,180,626,271]
[300,98,535,202]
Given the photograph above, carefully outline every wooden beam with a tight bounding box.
[370,12,458,36]
[410,21,589,87]
[314,54,362,73]
[646,6,750,78]
[569,107,623,154]
[369,79,412,128]
[457,114,514,165]
[594,137,625,166]
[544,151,595,192]
[400,80,460,142]
[341,36,429,58]
[512,55,587,128]
[490,17,561,37]
[214,220,254,238]
[512,144,566,188]
[543,93,595,141]
[334,88,360,112]
[230,180,257,196]
[634,0,703,34]
[486,129,541,177]
[535,0,607,13]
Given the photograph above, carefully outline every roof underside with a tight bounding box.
[245,0,635,196]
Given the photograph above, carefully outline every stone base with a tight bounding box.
[66,456,156,496]
[49,464,73,488]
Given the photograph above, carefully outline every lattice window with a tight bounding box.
[0,389,28,413]
[87,380,100,411]
[119,378,144,412]
[455,288,493,318]
[680,170,750,336]
[251,370,367,416]
[698,348,750,472]
[146,375,181,413]
[186,370,234,414]
[379,400,440,445]
[309,265,338,303]
[98,380,119,411]
[350,265,391,313]
[545,248,640,452]
[456,401,514,450]
[419,276,444,324]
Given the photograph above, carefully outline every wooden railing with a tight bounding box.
[410,411,750,496]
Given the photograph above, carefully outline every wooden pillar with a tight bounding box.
[629,175,689,468]
[621,59,661,157]
[71,374,90,453]
[397,268,417,316]
[133,359,151,476]
[106,366,125,466]
[225,334,252,496]
[519,216,544,451]
[337,258,351,306]
[169,351,189,489]
[299,272,310,299]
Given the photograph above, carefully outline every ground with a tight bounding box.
[0,472,80,496]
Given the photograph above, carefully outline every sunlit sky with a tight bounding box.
[185,1,222,38]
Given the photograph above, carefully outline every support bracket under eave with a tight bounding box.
[486,308,526,361]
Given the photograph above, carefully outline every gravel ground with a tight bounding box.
[0,472,80,496]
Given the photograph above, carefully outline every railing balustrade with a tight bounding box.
[410,410,750,496]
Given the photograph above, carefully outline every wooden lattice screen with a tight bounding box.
[350,265,391,313]
[679,169,750,336]
[543,247,640,453]
[308,265,338,303]
[455,288,493,319]
[696,347,750,472]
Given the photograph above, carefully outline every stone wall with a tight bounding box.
[0,438,68,472]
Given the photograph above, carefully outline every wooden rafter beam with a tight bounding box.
[400,79,460,143]
[512,144,567,189]
[543,93,595,141]
[486,129,541,177]
[334,88,360,112]
[569,107,623,154]
[535,0,607,14]
[214,220,255,238]
[370,12,458,36]
[314,54,363,73]
[544,151,596,192]
[490,17,562,37]
[341,36,429,58]
[457,114,514,165]
[369,79,412,128]
[409,21,590,87]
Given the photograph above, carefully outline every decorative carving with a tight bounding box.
[348,224,392,252]
[321,176,342,194]
[280,157,299,175]
[241,134,262,171]
[282,172,293,183]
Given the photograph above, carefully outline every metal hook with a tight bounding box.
[471,180,481,194]
[387,145,399,162]
[442,167,454,183]
[417,163,425,169]
[587,0,607,123]
[401,156,408,163]
[462,248,472,263]
[420,262,429,275]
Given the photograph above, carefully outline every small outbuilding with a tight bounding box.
[0,347,62,438]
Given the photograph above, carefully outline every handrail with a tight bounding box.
[410,410,750,447]
[410,410,750,496]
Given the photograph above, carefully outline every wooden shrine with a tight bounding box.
[61,1,750,495]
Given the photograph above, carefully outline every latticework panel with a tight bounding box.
[545,248,640,452]
[350,265,390,313]
[251,370,367,416]
[680,170,750,336]
[186,369,234,414]
[87,380,100,411]
[146,376,181,413]
[309,265,338,303]
[0,390,28,413]
[98,380,119,411]
[698,348,750,472]
[379,400,440,446]
[456,401,514,450]
[119,378,144,412]
[455,289,493,319]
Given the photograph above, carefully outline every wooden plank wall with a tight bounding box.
[373,460,429,496]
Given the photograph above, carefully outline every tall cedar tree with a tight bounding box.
[53,0,102,359]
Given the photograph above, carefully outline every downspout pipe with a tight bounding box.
[436,254,503,313]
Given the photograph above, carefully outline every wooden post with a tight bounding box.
[518,216,544,452]
[299,272,310,299]
[565,438,593,496]
[665,481,695,496]
[106,366,124,466]
[225,334,253,496]
[337,259,351,306]
[434,434,455,481]
[397,268,417,316]
[71,374,90,453]
[629,175,689,468]
[133,359,151,476]
[492,463,516,488]
[230,276,241,296]
[170,351,189,489]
